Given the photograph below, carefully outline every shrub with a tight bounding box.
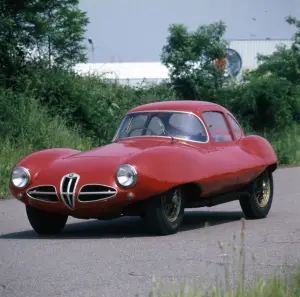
[18,68,175,145]
[160,22,229,101]
[228,75,300,132]
[0,88,92,197]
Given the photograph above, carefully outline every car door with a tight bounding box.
[225,112,264,186]
[201,110,241,193]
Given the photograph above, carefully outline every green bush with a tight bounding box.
[228,75,300,132]
[18,68,175,145]
[0,88,92,197]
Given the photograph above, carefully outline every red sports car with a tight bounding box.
[9,101,278,236]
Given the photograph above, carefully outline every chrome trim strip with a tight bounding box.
[27,191,57,195]
[112,110,210,144]
[66,177,73,208]
[26,184,58,203]
[77,184,118,203]
[59,173,80,209]
[79,192,116,195]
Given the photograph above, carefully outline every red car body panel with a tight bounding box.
[9,101,278,219]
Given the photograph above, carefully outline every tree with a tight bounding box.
[251,15,300,84]
[160,21,229,101]
[31,0,89,68]
[0,0,89,87]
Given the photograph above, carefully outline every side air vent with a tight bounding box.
[78,184,117,202]
[27,185,59,202]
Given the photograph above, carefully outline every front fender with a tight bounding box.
[125,145,222,199]
[10,148,81,194]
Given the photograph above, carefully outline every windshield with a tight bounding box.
[112,111,208,143]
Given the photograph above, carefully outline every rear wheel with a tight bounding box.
[143,187,185,235]
[239,170,273,219]
[26,205,68,235]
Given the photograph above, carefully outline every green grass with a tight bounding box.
[249,124,300,166]
[146,220,300,297]
[0,88,92,198]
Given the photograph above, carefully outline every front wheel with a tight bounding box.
[26,205,68,235]
[239,170,274,219]
[142,187,185,235]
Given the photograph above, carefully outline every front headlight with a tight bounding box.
[11,166,30,189]
[116,164,137,188]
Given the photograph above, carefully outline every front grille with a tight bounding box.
[78,184,117,202]
[60,173,80,209]
[27,185,59,202]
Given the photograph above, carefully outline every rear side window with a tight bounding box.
[227,114,243,140]
[202,111,233,142]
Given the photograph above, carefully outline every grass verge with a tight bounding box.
[147,220,300,297]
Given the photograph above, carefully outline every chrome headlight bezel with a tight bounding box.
[116,164,138,188]
[11,166,31,189]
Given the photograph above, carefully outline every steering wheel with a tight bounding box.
[128,127,158,136]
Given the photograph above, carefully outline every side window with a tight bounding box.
[168,113,208,142]
[227,114,243,140]
[202,111,233,142]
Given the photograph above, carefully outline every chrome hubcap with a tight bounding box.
[162,188,182,222]
[254,173,271,208]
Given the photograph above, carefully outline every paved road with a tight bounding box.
[1,167,300,297]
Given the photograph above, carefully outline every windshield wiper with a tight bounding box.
[158,122,175,143]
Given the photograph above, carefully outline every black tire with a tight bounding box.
[26,205,68,235]
[239,170,273,219]
[142,187,185,235]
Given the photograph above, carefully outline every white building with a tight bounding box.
[74,39,293,86]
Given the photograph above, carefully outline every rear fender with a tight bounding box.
[239,135,278,167]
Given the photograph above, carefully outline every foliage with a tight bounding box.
[1,3,300,197]
[0,0,89,88]
[161,22,229,101]
[250,15,300,84]
[17,68,175,145]
[253,45,300,84]
[29,0,89,67]
[0,88,92,197]
[229,75,300,132]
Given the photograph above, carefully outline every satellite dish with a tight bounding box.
[216,48,242,77]
[225,48,242,77]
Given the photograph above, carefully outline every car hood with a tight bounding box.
[63,138,167,161]
[30,138,169,185]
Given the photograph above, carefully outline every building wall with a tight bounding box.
[228,39,292,71]
[74,39,293,86]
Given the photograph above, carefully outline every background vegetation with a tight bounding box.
[1,0,300,196]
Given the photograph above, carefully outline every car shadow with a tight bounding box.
[0,210,244,240]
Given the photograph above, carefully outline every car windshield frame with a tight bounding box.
[112,110,210,144]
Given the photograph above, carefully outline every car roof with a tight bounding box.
[128,100,227,114]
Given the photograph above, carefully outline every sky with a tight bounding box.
[78,0,300,63]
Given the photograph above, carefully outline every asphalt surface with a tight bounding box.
[1,167,300,297]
